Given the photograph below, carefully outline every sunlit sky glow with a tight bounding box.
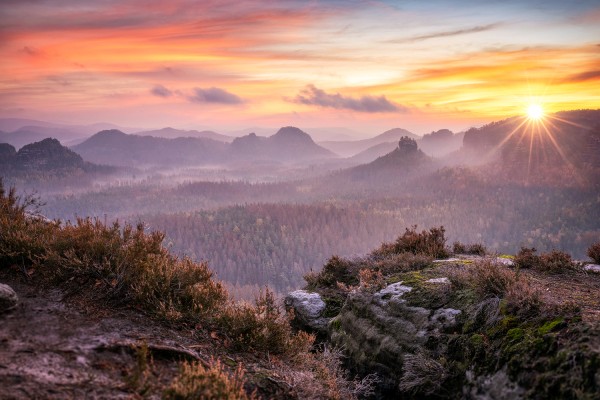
[1,0,599,135]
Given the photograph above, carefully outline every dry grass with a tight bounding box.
[280,346,378,400]
[399,352,447,395]
[218,288,315,355]
[587,242,600,264]
[164,358,256,400]
[372,225,449,259]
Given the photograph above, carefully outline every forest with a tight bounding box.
[2,111,600,299]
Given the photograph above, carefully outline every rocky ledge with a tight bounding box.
[288,253,600,399]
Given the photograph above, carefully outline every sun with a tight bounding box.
[527,104,544,120]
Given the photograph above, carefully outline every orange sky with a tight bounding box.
[1,0,599,135]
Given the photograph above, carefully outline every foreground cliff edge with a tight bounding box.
[1,182,599,399]
[288,227,600,399]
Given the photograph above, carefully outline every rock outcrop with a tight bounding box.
[284,290,330,334]
[288,252,600,399]
[0,283,18,312]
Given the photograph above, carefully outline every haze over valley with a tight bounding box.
[2,109,599,298]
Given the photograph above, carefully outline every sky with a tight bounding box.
[1,0,599,136]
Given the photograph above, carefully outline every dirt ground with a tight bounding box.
[0,275,206,400]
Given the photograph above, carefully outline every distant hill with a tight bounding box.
[319,128,418,157]
[73,126,334,167]
[230,126,336,163]
[418,129,464,157]
[0,119,141,149]
[133,127,233,143]
[0,138,108,177]
[347,141,398,164]
[460,109,600,185]
[0,126,88,150]
[73,130,230,167]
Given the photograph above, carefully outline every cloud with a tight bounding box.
[390,23,500,43]
[21,46,40,56]
[564,70,600,83]
[151,84,173,97]
[188,87,243,104]
[291,85,406,113]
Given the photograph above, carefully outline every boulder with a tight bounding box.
[584,264,600,273]
[0,283,18,313]
[284,290,329,333]
[328,281,460,393]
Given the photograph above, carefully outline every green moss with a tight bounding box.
[470,333,484,346]
[322,295,345,318]
[506,328,524,342]
[330,317,342,331]
[401,270,427,287]
[537,318,564,336]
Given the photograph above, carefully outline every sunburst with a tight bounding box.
[527,104,544,121]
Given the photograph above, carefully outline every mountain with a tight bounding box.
[418,129,464,157]
[319,128,418,157]
[230,126,336,163]
[347,141,398,164]
[133,127,233,142]
[0,119,142,149]
[0,138,88,174]
[458,109,600,185]
[73,130,230,167]
[0,126,88,150]
[0,143,17,167]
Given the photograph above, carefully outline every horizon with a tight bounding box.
[1,1,599,136]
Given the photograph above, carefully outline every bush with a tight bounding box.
[164,358,255,400]
[588,242,600,264]
[374,226,449,259]
[514,247,541,269]
[218,288,314,355]
[305,256,359,288]
[453,242,486,256]
[449,260,518,299]
[452,242,466,254]
[515,247,577,274]
[539,250,577,274]
[0,180,227,323]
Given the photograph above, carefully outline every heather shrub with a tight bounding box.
[0,182,54,267]
[449,260,517,299]
[539,250,577,274]
[358,268,386,293]
[218,288,314,354]
[373,226,449,259]
[452,241,466,254]
[453,242,486,256]
[514,247,541,269]
[164,358,255,400]
[305,256,359,288]
[0,180,227,323]
[587,242,600,264]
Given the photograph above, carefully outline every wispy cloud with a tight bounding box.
[389,23,501,43]
[151,84,173,97]
[291,84,406,113]
[188,87,243,104]
[563,69,600,83]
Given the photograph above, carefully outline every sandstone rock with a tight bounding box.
[430,308,461,330]
[494,257,515,266]
[426,277,450,284]
[0,283,18,313]
[284,290,329,332]
[584,264,600,273]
